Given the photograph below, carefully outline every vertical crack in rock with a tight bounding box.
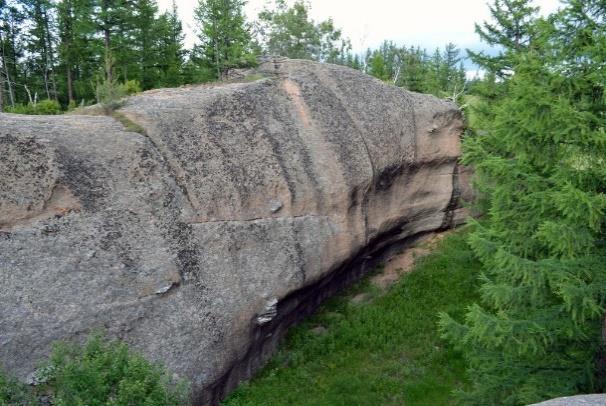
[117,111,200,214]
[311,67,377,245]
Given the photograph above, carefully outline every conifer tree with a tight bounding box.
[23,0,58,101]
[439,2,606,404]
[467,0,539,77]
[0,0,26,107]
[57,0,99,104]
[131,0,159,89]
[156,0,185,87]
[257,0,349,63]
[193,0,253,80]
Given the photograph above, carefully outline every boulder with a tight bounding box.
[0,59,464,404]
[530,395,606,405]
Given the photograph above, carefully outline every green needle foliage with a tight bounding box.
[439,1,606,404]
[257,0,351,64]
[193,0,255,81]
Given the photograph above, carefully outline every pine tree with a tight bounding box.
[23,0,58,102]
[467,0,539,77]
[439,2,606,404]
[440,42,463,95]
[367,50,389,81]
[58,0,100,104]
[0,0,7,109]
[257,0,349,63]
[131,0,159,89]
[400,46,427,92]
[193,0,253,80]
[0,1,26,107]
[424,48,443,95]
[156,0,185,87]
[96,0,132,82]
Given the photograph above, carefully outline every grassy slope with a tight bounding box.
[224,229,481,406]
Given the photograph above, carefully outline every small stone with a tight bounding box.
[155,282,175,295]
[269,200,283,213]
[350,293,371,304]
[256,298,278,325]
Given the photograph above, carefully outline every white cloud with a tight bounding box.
[160,0,561,55]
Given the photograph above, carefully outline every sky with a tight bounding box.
[158,0,561,74]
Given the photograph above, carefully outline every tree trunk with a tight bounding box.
[0,31,15,107]
[0,69,4,112]
[104,29,112,81]
[595,315,606,392]
[0,35,5,111]
[5,65,14,107]
[43,7,58,102]
[102,0,113,82]
[66,65,74,103]
[43,70,51,100]
[24,84,32,104]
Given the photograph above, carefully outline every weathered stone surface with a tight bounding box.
[0,59,464,403]
[530,395,606,405]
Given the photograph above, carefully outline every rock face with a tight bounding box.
[530,395,606,406]
[0,59,464,403]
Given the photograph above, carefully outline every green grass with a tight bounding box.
[223,229,481,406]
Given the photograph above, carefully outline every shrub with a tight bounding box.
[0,334,191,405]
[4,99,61,115]
[4,103,33,114]
[95,77,127,112]
[34,99,62,115]
[67,100,78,111]
[119,80,142,96]
[40,334,190,405]
[0,368,34,405]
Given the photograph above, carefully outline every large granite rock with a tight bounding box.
[0,59,464,403]
[530,395,606,405]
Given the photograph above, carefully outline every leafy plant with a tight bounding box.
[5,99,61,115]
[40,334,190,405]
[119,80,142,96]
[0,367,34,405]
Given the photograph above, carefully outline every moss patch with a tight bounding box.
[111,111,146,135]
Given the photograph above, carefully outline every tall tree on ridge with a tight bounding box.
[156,0,185,87]
[58,0,100,104]
[194,0,253,80]
[257,0,349,63]
[131,0,159,89]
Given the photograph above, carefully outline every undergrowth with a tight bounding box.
[224,228,481,405]
[0,334,190,405]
